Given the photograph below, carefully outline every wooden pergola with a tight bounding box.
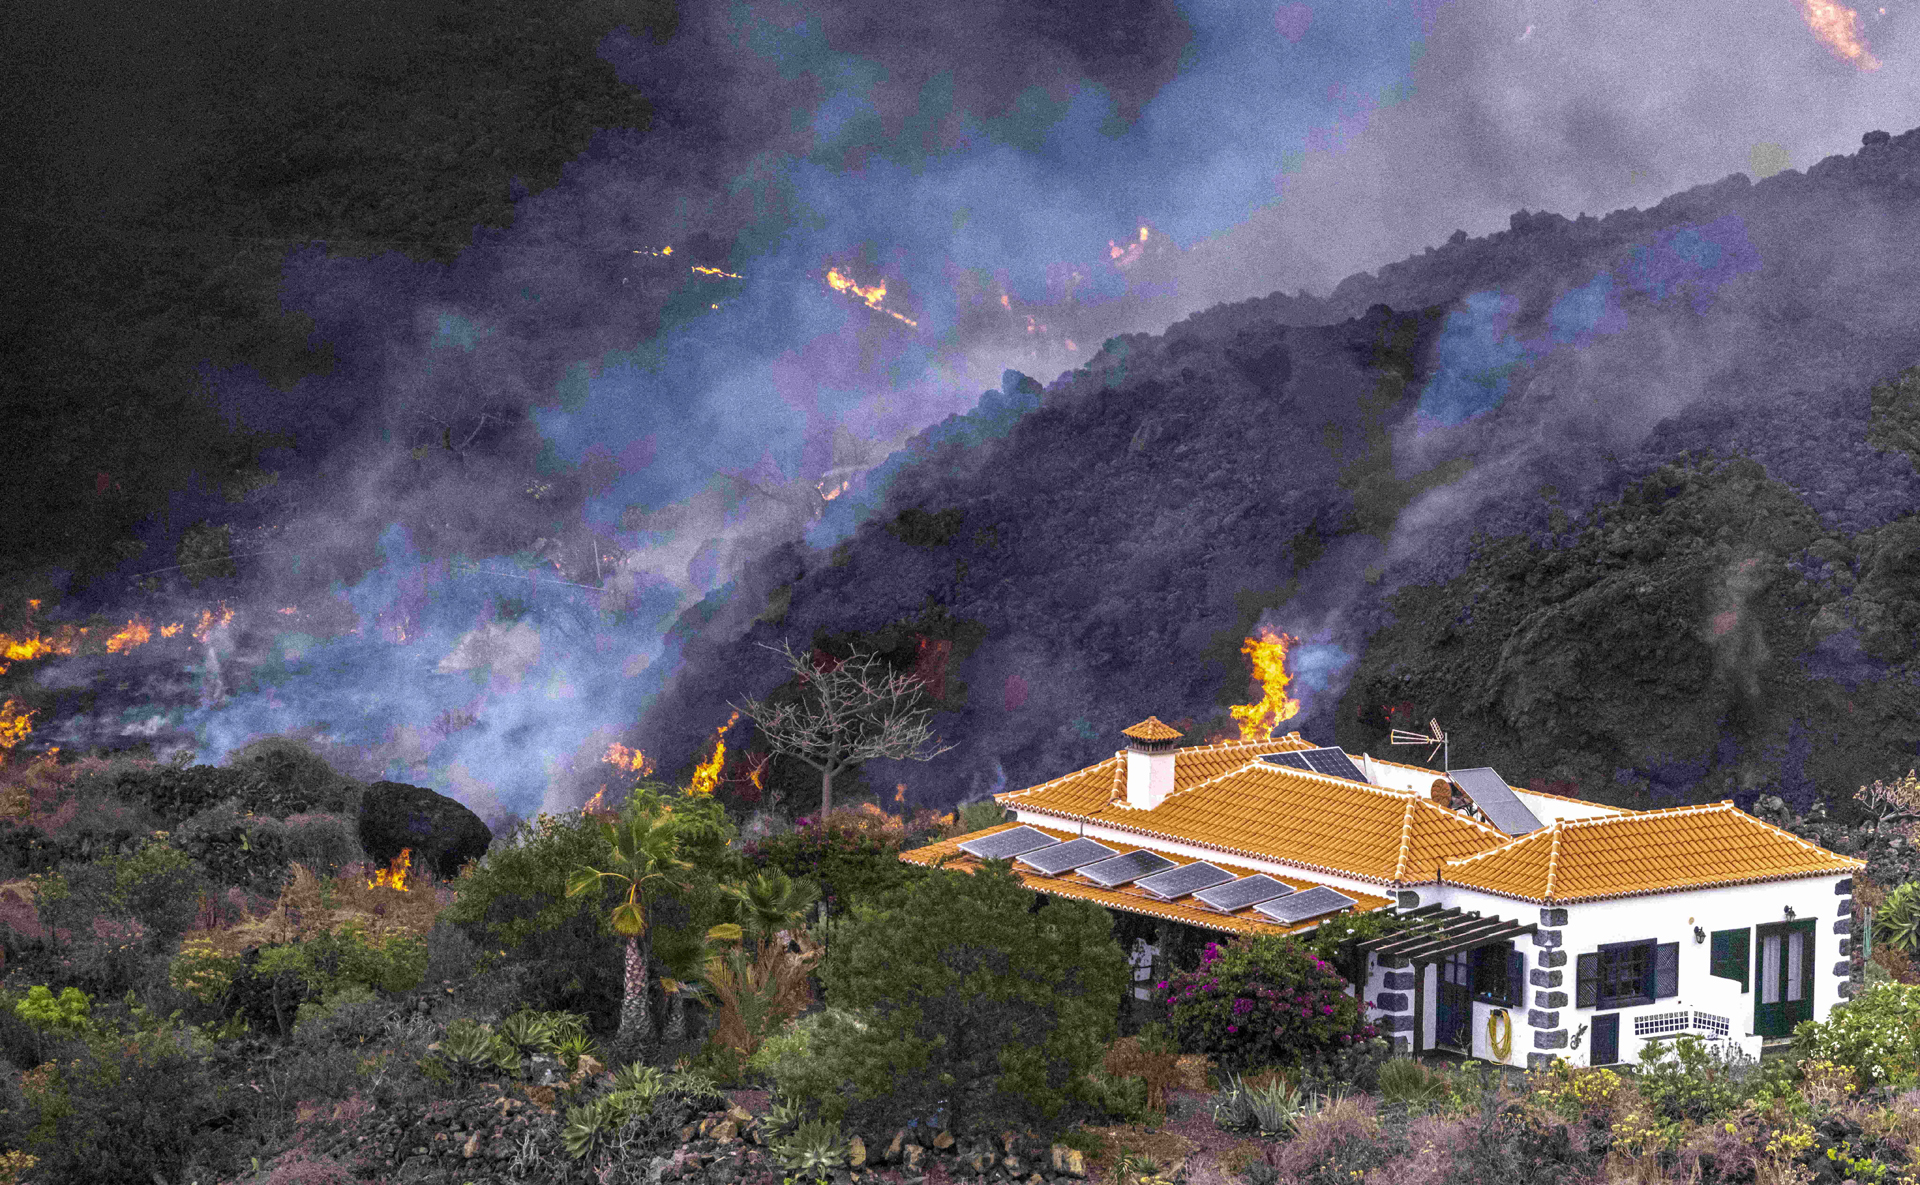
[1336,903,1540,1054]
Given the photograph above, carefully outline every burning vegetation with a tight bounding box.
[365,848,413,892]
[689,711,740,797]
[1229,626,1301,742]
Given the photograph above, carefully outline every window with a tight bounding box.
[1602,941,1651,1005]
[1577,939,1679,1009]
[1471,943,1523,1007]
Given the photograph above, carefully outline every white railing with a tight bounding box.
[1633,1008,1730,1040]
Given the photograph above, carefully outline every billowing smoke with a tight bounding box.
[21,0,1919,828]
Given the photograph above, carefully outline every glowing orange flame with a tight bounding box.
[689,710,740,796]
[366,848,412,892]
[631,246,674,257]
[105,618,154,654]
[1,601,87,673]
[603,742,654,777]
[893,782,907,804]
[690,265,743,279]
[193,603,234,643]
[827,268,919,328]
[1796,0,1881,68]
[0,700,34,756]
[277,607,298,616]
[581,786,610,820]
[159,623,183,638]
[817,480,850,502]
[1229,627,1301,741]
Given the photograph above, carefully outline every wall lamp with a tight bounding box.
[1693,925,1706,944]
[1783,905,1796,919]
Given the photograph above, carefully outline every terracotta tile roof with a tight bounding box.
[1122,716,1185,742]
[993,734,1311,819]
[1002,747,1509,887]
[1440,800,1866,903]
[899,821,1396,937]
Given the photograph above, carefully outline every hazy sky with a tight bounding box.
[13,0,1916,821]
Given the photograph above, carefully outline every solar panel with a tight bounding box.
[1017,837,1118,875]
[1253,885,1359,924]
[1192,874,1295,913]
[957,826,1060,861]
[1077,849,1177,888]
[1261,746,1368,784]
[1134,861,1235,900]
[1449,767,1543,836]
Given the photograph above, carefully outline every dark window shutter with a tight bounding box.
[1710,928,1750,992]
[1654,942,1679,999]
[1576,952,1598,1007]
[1507,948,1525,1009]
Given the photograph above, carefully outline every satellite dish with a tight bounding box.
[1389,717,1449,773]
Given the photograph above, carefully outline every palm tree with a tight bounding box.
[717,867,821,953]
[651,922,726,1043]
[565,807,696,1065]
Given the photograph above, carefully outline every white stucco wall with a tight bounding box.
[1379,875,1853,1067]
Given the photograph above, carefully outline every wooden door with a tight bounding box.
[1755,920,1816,1038]
[1591,1012,1620,1066]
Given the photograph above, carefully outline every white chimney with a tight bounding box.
[1122,716,1182,810]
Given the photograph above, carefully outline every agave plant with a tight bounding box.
[1117,1151,1165,1184]
[771,1116,846,1179]
[552,1029,602,1073]
[663,1065,727,1106]
[424,1017,521,1080]
[561,1095,630,1162]
[1878,881,1919,957]
[610,1061,666,1105]
[494,1009,563,1059]
[761,1095,808,1141]
[1210,1072,1307,1136]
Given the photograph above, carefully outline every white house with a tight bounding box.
[899,717,1866,1070]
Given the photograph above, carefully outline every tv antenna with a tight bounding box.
[1390,717,1449,773]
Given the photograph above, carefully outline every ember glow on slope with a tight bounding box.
[53,0,1911,823]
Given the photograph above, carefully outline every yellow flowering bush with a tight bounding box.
[1526,1060,1625,1125]
[167,935,245,1007]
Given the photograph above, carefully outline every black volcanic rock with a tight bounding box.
[356,780,491,883]
[639,124,1920,819]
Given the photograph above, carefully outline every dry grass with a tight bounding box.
[1103,1034,1187,1111]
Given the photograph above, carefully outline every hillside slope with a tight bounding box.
[639,127,1920,818]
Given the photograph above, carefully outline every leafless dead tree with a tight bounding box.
[730,639,955,819]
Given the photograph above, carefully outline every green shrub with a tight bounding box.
[14,1019,241,1185]
[740,807,940,914]
[1789,980,1920,1089]
[97,837,212,942]
[1080,1067,1154,1125]
[947,799,1008,836]
[1155,935,1376,1073]
[1376,1056,1452,1109]
[811,859,1130,1140]
[299,919,429,996]
[1632,1034,1752,1124]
